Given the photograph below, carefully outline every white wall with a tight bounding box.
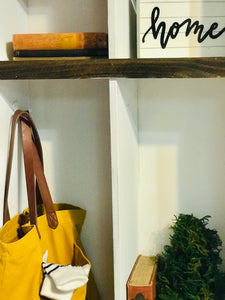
[0,0,29,226]
[138,78,225,262]
[28,0,108,33]
[0,0,28,60]
[0,99,18,226]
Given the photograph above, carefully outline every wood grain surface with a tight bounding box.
[0,57,224,79]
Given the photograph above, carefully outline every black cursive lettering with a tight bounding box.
[142,6,225,49]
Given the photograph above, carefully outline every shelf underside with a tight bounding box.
[0,57,224,79]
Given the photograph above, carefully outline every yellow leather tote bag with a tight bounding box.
[0,110,97,300]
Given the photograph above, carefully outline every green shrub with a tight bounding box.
[156,214,225,300]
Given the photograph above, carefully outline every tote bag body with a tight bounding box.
[0,111,91,300]
[0,207,89,300]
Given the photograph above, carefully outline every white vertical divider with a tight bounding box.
[108,0,136,58]
[109,79,139,300]
[108,0,138,297]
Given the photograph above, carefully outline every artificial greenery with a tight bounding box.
[156,214,225,300]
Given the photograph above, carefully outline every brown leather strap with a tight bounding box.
[31,133,58,229]
[3,110,58,230]
[19,112,44,206]
[3,110,41,223]
[21,121,37,226]
[21,120,58,229]
[3,110,25,223]
[19,112,43,165]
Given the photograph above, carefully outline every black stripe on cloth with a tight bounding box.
[42,263,54,270]
[47,265,60,275]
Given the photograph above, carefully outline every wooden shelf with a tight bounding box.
[0,57,224,80]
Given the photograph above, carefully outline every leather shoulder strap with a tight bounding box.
[21,120,58,229]
[3,110,58,230]
[3,110,25,223]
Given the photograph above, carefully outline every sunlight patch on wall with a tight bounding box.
[138,134,178,256]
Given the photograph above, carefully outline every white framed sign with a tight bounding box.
[137,0,225,58]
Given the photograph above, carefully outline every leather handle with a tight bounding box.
[30,130,58,229]
[3,110,58,230]
[21,120,37,227]
[3,110,43,224]
[21,120,58,229]
[3,110,28,224]
[19,112,44,206]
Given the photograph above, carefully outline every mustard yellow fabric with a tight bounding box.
[0,204,90,300]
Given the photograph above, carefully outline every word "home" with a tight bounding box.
[142,7,225,49]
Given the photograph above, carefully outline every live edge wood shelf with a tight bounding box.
[0,57,224,80]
